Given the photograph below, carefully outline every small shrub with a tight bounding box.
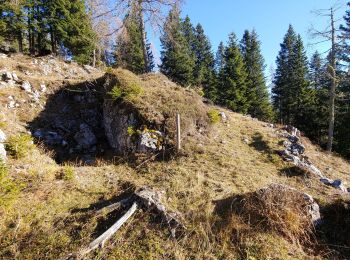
[108,83,143,101]
[6,134,34,159]
[108,86,123,100]
[105,67,114,74]
[58,165,75,181]
[127,126,136,136]
[208,109,220,124]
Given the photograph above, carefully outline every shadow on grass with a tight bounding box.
[249,132,281,163]
[279,166,308,177]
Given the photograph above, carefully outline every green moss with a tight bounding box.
[6,134,34,159]
[208,109,220,124]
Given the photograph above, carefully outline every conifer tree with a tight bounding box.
[218,33,248,113]
[308,51,329,141]
[193,23,216,100]
[115,4,145,74]
[160,7,195,86]
[291,35,313,131]
[146,41,155,72]
[272,25,298,124]
[340,2,350,64]
[273,26,312,129]
[240,29,273,121]
[215,41,225,72]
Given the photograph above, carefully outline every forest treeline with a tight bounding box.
[1,0,350,158]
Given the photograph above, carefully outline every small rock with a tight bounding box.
[12,72,19,82]
[33,130,65,146]
[242,137,249,144]
[7,80,16,87]
[0,129,6,142]
[40,84,47,92]
[21,81,32,92]
[0,129,7,161]
[320,178,348,193]
[2,71,12,81]
[74,123,97,150]
[0,53,7,59]
[219,112,227,122]
[83,64,95,74]
[8,100,16,109]
[0,144,6,161]
[140,130,163,151]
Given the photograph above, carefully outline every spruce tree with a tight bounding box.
[146,41,155,72]
[215,41,225,72]
[272,25,298,124]
[218,33,249,113]
[193,23,216,100]
[291,35,313,131]
[240,29,273,121]
[340,2,350,64]
[273,26,313,130]
[160,7,194,86]
[308,51,329,141]
[115,4,145,74]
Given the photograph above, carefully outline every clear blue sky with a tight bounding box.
[150,0,348,79]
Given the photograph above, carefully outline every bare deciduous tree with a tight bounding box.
[110,0,182,71]
[309,3,344,152]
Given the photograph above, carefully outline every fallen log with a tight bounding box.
[82,202,138,255]
[95,197,131,215]
[79,187,185,257]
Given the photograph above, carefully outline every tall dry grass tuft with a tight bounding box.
[239,184,315,243]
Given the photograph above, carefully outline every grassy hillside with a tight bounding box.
[0,54,349,259]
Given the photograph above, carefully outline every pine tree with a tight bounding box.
[218,33,248,113]
[272,25,298,124]
[62,0,96,64]
[115,4,145,74]
[340,2,350,64]
[308,51,329,141]
[193,23,216,100]
[146,41,155,72]
[240,29,273,121]
[160,7,194,86]
[291,35,313,131]
[215,41,225,72]
[273,26,313,130]
[0,0,26,52]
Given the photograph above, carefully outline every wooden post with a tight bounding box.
[176,113,181,151]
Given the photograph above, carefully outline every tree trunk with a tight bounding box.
[327,8,337,152]
[50,26,56,55]
[93,49,96,67]
[138,0,149,73]
[18,31,23,53]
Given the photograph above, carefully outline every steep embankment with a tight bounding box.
[0,53,349,259]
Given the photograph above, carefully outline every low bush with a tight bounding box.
[6,134,34,159]
[58,165,75,181]
[208,109,220,124]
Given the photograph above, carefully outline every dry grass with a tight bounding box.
[1,58,350,258]
[106,69,211,144]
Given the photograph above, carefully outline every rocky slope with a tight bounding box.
[0,53,349,259]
